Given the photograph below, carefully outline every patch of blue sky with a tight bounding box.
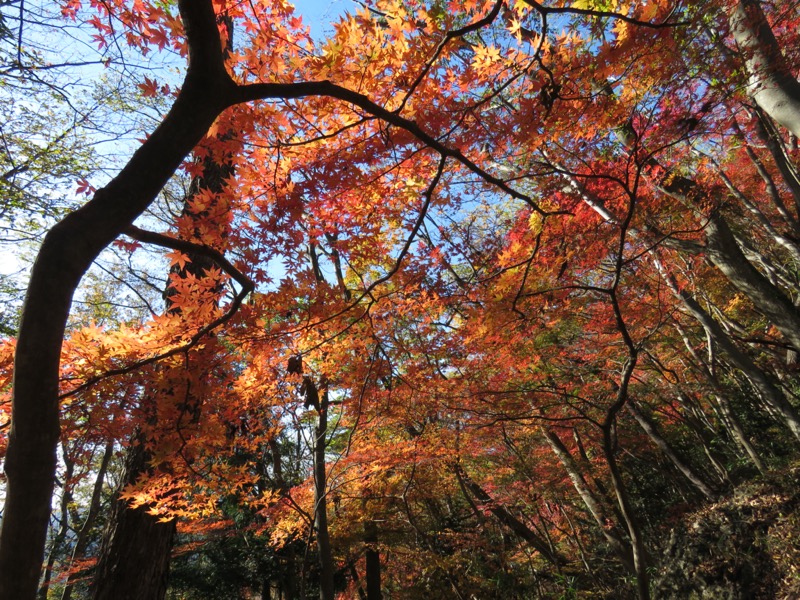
[293,0,352,42]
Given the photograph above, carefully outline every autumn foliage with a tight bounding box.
[2,0,800,598]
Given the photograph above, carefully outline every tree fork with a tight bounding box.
[0,2,234,597]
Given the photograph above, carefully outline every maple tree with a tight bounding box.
[2,0,800,598]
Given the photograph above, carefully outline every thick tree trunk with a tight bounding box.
[0,4,233,598]
[703,213,800,352]
[364,519,382,600]
[91,68,236,599]
[90,440,176,600]
[730,0,800,139]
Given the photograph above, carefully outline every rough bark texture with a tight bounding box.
[89,441,176,600]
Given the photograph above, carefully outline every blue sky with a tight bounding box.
[293,0,351,41]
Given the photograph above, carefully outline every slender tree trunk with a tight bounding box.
[679,402,732,485]
[314,388,335,600]
[603,348,650,600]
[715,393,768,474]
[453,461,565,566]
[349,564,368,600]
[672,320,769,474]
[38,453,74,600]
[61,441,114,600]
[627,401,718,500]
[541,428,634,573]
[601,427,650,600]
[660,262,800,441]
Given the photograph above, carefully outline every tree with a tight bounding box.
[3,0,800,598]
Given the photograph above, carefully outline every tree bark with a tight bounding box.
[364,519,382,600]
[659,262,800,441]
[37,452,74,600]
[672,320,768,474]
[626,400,718,500]
[89,439,176,600]
[613,99,800,352]
[602,426,650,600]
[0,4,234,598]
[703,212,800,352]
[541,428,635,573]
[91,55,237,598]
[61,441,114,600]
[453,461,566,567]
[314,388,335,600]
[730,0,800,139]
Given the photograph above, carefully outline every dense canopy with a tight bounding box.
[2,0,800,598]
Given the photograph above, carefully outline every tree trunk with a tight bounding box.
[61,441,114,600]
[541,428,634,572]
[627,401,718,500]
[602,352,650,600]
[89,439,176,600]
[453,461,565,566]
[90,65,236,599]
[0,4,233,598]
[37,452,74,600]
[703,212,800,352]
[730,0,800,139]
[749,108,800,217]
[672,320,769,474]
[314,388,335,600]
[661,263,800,441]
[364,519,382,600]
[602,427,650,600]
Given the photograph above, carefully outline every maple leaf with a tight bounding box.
[138,76,160,98]
[166,250,190,270]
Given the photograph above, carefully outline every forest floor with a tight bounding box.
[653,462,800,599]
